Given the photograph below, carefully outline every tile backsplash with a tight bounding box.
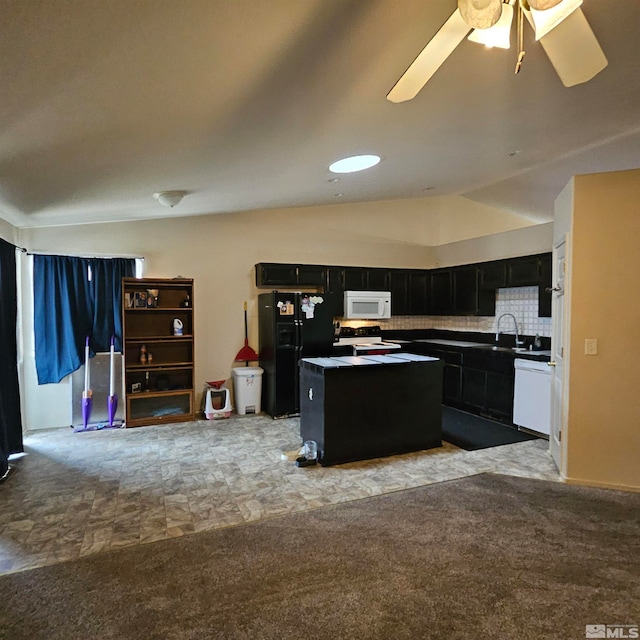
[382,286,552,337]
[494,286,551,337]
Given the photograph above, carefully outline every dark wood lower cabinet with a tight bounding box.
[443,364,462,404]
[461,368,486,409]
[411,344,462,404]
[462,367,514,423]
[463,353,515,423]
[414,342,515,425]
[486,371,514,421]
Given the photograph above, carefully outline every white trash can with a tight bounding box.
[232,367,263,415]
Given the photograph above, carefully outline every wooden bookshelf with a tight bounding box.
[121,277,194,427]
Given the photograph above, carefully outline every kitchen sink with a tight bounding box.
[475,344,527,354]
[415,340,547,356]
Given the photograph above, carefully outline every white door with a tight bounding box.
[550,239,566,471]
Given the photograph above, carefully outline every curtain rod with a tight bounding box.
[24,250,145,260]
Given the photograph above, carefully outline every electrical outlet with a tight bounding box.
[584,338,598,356]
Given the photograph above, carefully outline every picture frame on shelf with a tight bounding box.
[134,291,147,308]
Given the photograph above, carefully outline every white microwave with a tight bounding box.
[343,291,391,319]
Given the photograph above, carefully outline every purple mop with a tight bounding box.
[107,335,118,426]
[73,335,123,432]
[81,336,93,429]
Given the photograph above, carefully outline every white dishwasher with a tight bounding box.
[513,359,551,437]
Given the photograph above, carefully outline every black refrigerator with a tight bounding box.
[258,291,336,418]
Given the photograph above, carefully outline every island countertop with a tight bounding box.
[300,352,439,369]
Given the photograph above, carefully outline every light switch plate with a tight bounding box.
[585,338,598,355]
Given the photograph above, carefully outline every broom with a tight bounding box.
[234,301,258,366]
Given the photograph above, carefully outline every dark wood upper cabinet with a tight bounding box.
[452,266,478,316]
[343,267,368,291]
[408,271,429,315]
[325,266,344,295]
[255,263,298,286]
[429,269,453,315]
[256,252,551,318]
[324,267,345,316]
[538,253,552,318]
[342,267,389,291]
[389,270,410,316]
[297,264,326,286]
[506,256,540,287]
[477,288,496,317]
[367,268,390,291]
[479,261,507,289]
[256,263,325,287]
[389,270,429,316]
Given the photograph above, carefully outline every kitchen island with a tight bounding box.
[299,353,443,466]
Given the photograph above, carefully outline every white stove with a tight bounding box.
[335,326,402,355]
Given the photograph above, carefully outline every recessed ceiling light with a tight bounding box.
[329,154,381,174]
[328,177,340,183]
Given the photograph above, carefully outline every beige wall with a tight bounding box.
[16,196,538,429]
[435,196,533,246]
[0,217,18,244]
[565,169,640,490]
[431,222,553,268]
[553,180,574,245]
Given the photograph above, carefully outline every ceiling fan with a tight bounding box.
[387,0,608,103]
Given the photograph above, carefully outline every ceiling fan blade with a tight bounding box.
[387,9,472,103]
[524,6,608,87]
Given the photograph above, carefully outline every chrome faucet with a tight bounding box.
[495,313,523,346]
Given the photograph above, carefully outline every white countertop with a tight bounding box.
[301,353,439,369]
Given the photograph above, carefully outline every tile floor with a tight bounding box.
[0,414,560,575]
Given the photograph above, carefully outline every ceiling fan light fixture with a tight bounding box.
[458,0,503,29]
[523,5,608,86]
[528,0,582,40]
[329,154,381,174]
[468,3,514,48]
[153,190,186,208]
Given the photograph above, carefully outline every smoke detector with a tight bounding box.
[153,191,186,208]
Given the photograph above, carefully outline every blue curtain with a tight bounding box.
[0,238,23,460]
[33,255,135,384]
[91,258,135,353]
[34,255,94,384]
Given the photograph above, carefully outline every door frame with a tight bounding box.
[550,235,569,474]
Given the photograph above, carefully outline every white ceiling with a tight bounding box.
[1,0,639,228]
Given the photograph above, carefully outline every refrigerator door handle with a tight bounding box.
[295,319,303,356]
[294,319,303,414]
